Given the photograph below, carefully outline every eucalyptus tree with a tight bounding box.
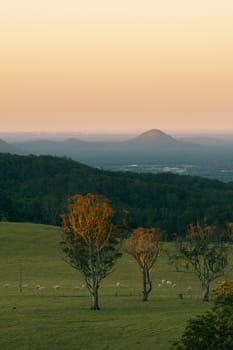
[61,193,123,310]
[174,221,232,301]
[127,227,162,301]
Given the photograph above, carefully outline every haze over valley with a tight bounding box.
[1,129,233,182]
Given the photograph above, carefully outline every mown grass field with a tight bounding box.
[0,222,225,350]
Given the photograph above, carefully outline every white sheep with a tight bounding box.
[35,285,45,291]
[166,280,172,286]
[53,285,61,290]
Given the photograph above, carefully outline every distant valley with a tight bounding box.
[1,129,233,182]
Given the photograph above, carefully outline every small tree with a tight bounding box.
[174,221,231,301]
[174,280,233,350]
[127,227,162,301]
[61,193,122,310]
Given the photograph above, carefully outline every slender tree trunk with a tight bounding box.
[146,268,152,297]
[91,287,100,310]
[202,280,210,302]
[142,268,152,301]
[143,268,148,301]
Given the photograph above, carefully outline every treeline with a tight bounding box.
[1,153,233,238]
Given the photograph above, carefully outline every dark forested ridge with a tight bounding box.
[1,153,233,237]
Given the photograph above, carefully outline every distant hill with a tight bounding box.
[13,138,87,154]
[0,139,25,155]
[179,136,233,147]
[129,129,181,145]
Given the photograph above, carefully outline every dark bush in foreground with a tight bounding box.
[174,280,233,350]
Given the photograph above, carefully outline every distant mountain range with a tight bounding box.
[1,129,233,170]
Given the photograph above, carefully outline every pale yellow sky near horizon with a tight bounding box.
[1,0,233,132]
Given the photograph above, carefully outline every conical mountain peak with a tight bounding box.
[132,129,179,144]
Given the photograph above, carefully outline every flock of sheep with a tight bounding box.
[2,280,193,294]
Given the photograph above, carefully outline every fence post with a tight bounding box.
[19,262,22,293]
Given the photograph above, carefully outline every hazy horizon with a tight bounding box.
[2,128,233,141]
[2,128,233,134]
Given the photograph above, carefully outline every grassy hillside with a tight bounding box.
[0,222,221,350]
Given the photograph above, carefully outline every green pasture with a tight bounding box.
[0,222,225,350]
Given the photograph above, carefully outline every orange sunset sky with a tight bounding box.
[1,0,233,132]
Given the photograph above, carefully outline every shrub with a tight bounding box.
[174,280,233,350]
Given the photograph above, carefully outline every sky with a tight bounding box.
[1,0,233,133]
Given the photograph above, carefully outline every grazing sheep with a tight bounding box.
[158,283,162,288]
[172,283,176,288]
[116,282,120,287]
[166,280,172,286]
[22,283,29,288]
[35,285,45,291]
[53,285,61,290]
[161,279,166,284]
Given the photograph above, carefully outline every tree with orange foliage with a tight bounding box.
[175,221,232,301]
[127,227,162,301]
[61,193,123,310]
